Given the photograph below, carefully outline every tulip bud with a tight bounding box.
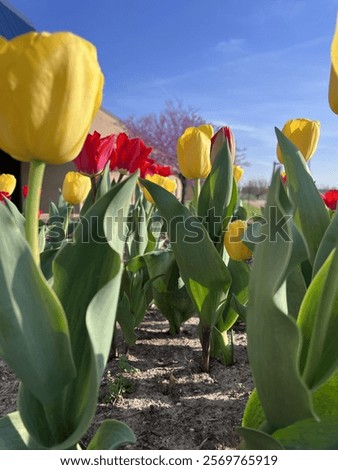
[141,174,177,205]
[329,21,338,114]
[0,173,16,195]
[62,172,91,205]
[177,125,213,179]
[276,118,320,164]
[211,126,236,163]
[224,219,252,261]
[0,191,10,203]
[0,32,103,164]
[321,190,338,210]
[233,165,244,184]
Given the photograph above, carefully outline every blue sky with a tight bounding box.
[8,0,338,187]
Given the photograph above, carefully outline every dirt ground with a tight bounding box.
[0,308,253,450]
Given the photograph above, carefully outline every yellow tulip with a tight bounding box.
[62,172,91,205]
[177,125,213,179]
[233,165,244,183]
[0,32,103,165]
[0,173,16,195]
[329,21,338,114]
[276,118,320,164]
[224,219,252,261]
[141,174,177,205]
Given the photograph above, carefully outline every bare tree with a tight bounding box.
[124,100,207,202]
[241,178,269,200]
[124,100,205,170]
[124,99,248,202]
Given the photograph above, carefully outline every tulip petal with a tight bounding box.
[329,22,338,114]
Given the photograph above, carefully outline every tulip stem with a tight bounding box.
[201,323,211,373]
[193,178,201,212]
[63,204,73,237]
[25,160,45,266]
[90,175,97,202]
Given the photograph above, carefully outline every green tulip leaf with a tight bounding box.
[275,128,330,265]
[238,427,284,450]
[230,294,247,322]
[210,326,234,365]
[198,137,234,244]
[127,203,149,258]
[241,389,266,430]
[87,419,136,450]
[0,412,43,450]
[313,211,338,277]
[144,250,195,334]
[116,292,137,346]
[0,204,76,405]
[3,197,25,232]
[242,374,338,434]
[40,248,59,282]
[298,249,338,390]
[95,163,111,200]
[140,179,231,328]
[285,266,307,320]
[18,174,137,449]
[272,417,338,450]
[247,171,314,431]
[312,374,338,417]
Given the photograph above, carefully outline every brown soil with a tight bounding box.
[0,308,253,450]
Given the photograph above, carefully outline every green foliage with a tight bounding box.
[141,138,250,370]
[0,173,138,450]
[239,130,338,450]
[143,249,196,334]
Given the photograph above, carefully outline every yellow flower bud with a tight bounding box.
[62,172,91,205]
[276,118,320,164]
[329,21,338,114]
[177,125,213,179]
[224,219,252,261]
[141,174,177,205]
[233,165,244,183]
[0,32,103,164]
[0,173,16,195]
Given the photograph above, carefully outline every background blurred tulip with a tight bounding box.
[74,131,116,175]
[0,173,16,195]
[224,219,252,261]
[233,165,244,183]
[139,157,172,178]
[276,118,320,164]
[329,21,338,114]
[62,171,91,205]
[321,189,338,210]
[0,32,103,164]
[141,174,177,204]
[177,125,213,179]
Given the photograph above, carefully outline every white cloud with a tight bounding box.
[214,38,246,54]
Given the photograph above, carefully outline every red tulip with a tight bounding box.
[140,158,172,178]
[110,133,152,174]
[22,185,29,198]
[321,190,338,210]
[211,126,236,162]
[0,191,10,203]
[74,131,116,175]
